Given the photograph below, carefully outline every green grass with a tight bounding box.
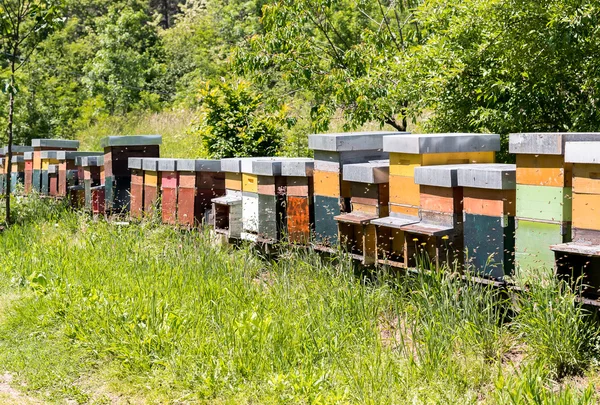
[76,109,201,158]
[0,197,598,403]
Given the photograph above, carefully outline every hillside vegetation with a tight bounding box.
[2,0,600,161]
[0,197,597,403]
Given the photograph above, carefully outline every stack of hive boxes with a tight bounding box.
[0,150,6,194]
[372,133,499,268]
[128,158,144,219]
[48,164,59,196]
[241,158,287,243]
[77,156,104,212]
[282,159,314,244]
[309,131,402,246]
[551,142,600,296]
[32,139,79,193]
[10,155,25,192]
[102,135,161,212]
[142,158,161,214]
[55,152,103,197]
[157,159,178,224]
[214,158,250,239]
[175,159,223,227]
[2,146,32,194]
[40,151,60,195]
[405,164,465,268]
[510,133,600,273]
[24,152,33,194]
[335,160,389,265]
[458,164,516,280]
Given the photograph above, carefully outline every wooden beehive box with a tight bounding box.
[510,132,600,273]
[40,151,60,196]
[31,139,79,193]
[10,156,25,192]
[457,164,516,280]
[101,135,161,213]
[335,160,389,265]
[142,158,161,215]
[373,133,500,269]
[551,141,600,297]
[78,155,105,212]
[56,151,103,197]
[309,131,404,246]
[24,152,33,194]
[48,164,59,197]
[128,158,144,219]
[281,159,314,244]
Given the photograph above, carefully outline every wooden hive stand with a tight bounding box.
[551,141,600,299]
[373,133,499,269]
[335,160,389,265]
[101,135,161,213]
[510,132,600,275]
[31,139,79,194]
[308,131,406,247]
[457,164,516,280]
[281,159,314,245]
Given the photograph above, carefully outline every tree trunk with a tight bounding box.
[385,117,407,132]
[162,0,169,28]
[6,60,15,225]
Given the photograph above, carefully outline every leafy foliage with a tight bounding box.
[192,78,289,158]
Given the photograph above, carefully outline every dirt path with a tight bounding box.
[0,373,42,405]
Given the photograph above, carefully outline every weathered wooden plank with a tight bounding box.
[242,192,259,233]
[242,173,258,193]
[516,154,570,187]
[516,185,572,222]
[572,193,600,231]
[390,203,419,217]
[177,187,196,227]
[161,171,178,225]
[225,172,242,191]
[420,185,462,214]
[463,213,515,279]
[287,196,311,244]
[572,164,600,194]
[313,170,340,198]
[572,228,600,244]
[389,175,420,206]
[314,195,341,245]
[515,219,570,272]
[463,188,516,217]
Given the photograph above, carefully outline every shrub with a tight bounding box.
[192,78,290,158]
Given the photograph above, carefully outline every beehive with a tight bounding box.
[214,158,254,239]
[55,151,103,197]
[404,164,464,269]
[77,156,105,212]
[157,159,178,225]
[335,160,389,265]
[47,164,59,197]
[31,139,79,193]
[309,131,405,245]
[551,141,600,296]
[241,158,288,242]
[40,151,60,195]
[457,164,516,280]
[128,158,144,219]
[101,135,161,212]
[281,159,314,244]
[373,133,499,268]
[510,133,600,273]
[24,152,33,194]
[142,158,161,215]
[175,159,223,227]
[10,156,25,192]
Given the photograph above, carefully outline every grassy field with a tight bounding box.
[0,197,598,404]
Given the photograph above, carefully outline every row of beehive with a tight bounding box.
[5,132,600,295]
